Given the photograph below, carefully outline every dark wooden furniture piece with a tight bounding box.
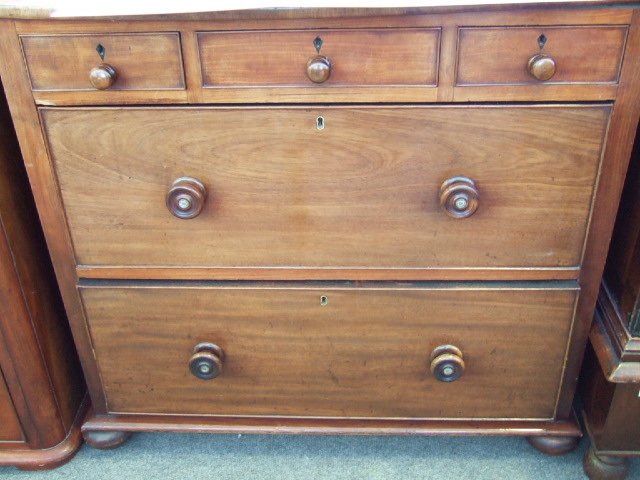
[579,128,640,480]
[0,0,639,454]
[0,79,86,469]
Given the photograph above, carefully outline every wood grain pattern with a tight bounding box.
[10,8,631,105]
[0,396,88,470]
[75,265,580,281]
[0,57,85,467]
[0,79,84,435]
[82,408,582,436]
[0,19,107,413]
[603,126,640,330]
[580,342,640,456]
[2,2,638,444]
[199,28,439,87]
[554,8,640,419]
[80,283,577,419]
[0,370,23,442]
[457,26,627,85]
[42,105,609,271]
[13,8,633,33]
[21,33,185,91]
[0,1,638,21]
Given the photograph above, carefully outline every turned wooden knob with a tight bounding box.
[430,345,465,382]
[527,53,556,81]
[439,176,479,219]
[189,343,225,380]
[89,63,117,90]
[166,177,207,219]
[306,55,332,83]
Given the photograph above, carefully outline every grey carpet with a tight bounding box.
[2,433,639,479]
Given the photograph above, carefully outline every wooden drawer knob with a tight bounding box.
[166,177,207,219]
[527,53,556,81]
[430,345,465,382]
[439,176,479,219]
[306,55,332,83]
[89,63,117,90]
[189,343,225,380]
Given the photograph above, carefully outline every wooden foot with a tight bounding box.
[82,430,132,450]
[583,446,630,480]
[526,435,579,455]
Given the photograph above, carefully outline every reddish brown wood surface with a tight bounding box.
[81,283,576,419]
[21,33,185,91]
[580,343,640,455]
[457,26,627,85]
[0,397,88,470]
[82,407,582,436]
[604,126,640,327]
[43,105,609,270]
[578,15,640,459]
[75,265,580,281]
[555,8,640,419]
[199,28,439,87]
[0,38,85,466]
[0,1,638,21]
[0,370,23,442]
[8,8,632,105]
[0,19,106,413]
[1,3,639,443]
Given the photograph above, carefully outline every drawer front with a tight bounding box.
[198,29,439,87]
[21,33,185,91]
[457,26,627,85]
[80,283,577,419]
[43,105,609,269]
[0,369,23,442]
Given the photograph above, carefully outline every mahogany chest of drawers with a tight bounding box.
[1,1,639,453]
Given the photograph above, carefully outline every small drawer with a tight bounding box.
[20,33,185,91]
[457,26,627,85]
[198,28,440,87]
[80,282,577,419]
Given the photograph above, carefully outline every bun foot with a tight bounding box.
[526,435,579,455]
[82,430,132,450]
[583,446,629,480]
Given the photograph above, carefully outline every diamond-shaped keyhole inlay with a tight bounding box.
[313,36,323,53]
[96,43,106,60]
[538,34,547,50]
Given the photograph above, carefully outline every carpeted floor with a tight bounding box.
[1,432,639,479]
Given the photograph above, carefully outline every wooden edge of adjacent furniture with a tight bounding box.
[581,404,639,458]
[590,285,640,382]
[0,394,89,470]
[81,408,582,437]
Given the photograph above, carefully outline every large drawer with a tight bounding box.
[80,282,577,419]
[42,105,609,269]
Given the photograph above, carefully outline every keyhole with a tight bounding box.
[316,116,325,130]
[96,43,106,61]
[320,296,328,306]
[538,34,547,50]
